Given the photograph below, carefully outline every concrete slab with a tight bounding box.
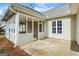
[20,38,79,56]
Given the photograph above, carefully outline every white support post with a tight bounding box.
[32,18,34,37]
[38,20,39,39]
[26,17,28,34]
[43,21,44,32]
[42,21,43,32]
[14,13,19,48]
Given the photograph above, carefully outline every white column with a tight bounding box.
[38,20,39,39]
[14,12,19,47]
[42,21,43,32]
[26,17,28,34]
[43,21,44,32]
[32,18,34,37]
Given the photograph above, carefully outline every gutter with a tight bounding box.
[2,4,17,21]
[10,6,17,13]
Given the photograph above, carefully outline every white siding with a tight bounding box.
[71,15,76,41]
[76,9,79,46]
[48,17,71,40]
[38,21,48,39]
[5,15,16,43]
[44,21,48,37]
[17,33,33,46]
[38,32,45,39]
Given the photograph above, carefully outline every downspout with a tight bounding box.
[10,6,17,48]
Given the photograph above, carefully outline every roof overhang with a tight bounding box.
[43,3,79,20]
[70,4,79,15]
[2,3,46,21]
[3,10,15,21]
[2,3,79,21]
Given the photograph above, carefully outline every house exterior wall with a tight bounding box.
[44,21,48,37]
[5,14,77,46]
[38,32,45,39]
[4,4,79,47]
[5,12,77,46]
[17,33,33,46]
[48,17,71,40]
[5,15,16,44]
[5,12,46,46]
[38,21,47,39]
[71,15,76,41]
[76,8,79,46]
[17,20,33,46]
[5,13,34,46]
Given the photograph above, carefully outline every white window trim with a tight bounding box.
[52,20,62,34]
[57,20,62,34]
[52,21,56,33]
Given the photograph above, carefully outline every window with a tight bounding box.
[39,24,42,32]
[52,21,56,33]
[39,21,44,32]
[27,21,32,33]
[57,21,62,34]
[19,21,26,33]
[52,20,62,34]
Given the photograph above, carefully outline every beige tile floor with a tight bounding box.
[20,38,79,56]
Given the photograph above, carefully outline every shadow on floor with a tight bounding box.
[70,41,79,52]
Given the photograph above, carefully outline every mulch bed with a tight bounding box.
[0,37,30,56]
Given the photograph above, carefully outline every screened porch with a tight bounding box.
[16,13,45,45]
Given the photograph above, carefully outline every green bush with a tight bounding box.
[0,32,5,35]
[0,46,6,53]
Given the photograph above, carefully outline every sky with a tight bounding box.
[0,3,64,15]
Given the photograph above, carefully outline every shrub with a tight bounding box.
[0,46,6,53]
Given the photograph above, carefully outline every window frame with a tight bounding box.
[52,20,62,34]
[39,21,44,32]
[57,20,62,34]
[39,23,42,32]
[52,21,56,33]
[19,21,26,34]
